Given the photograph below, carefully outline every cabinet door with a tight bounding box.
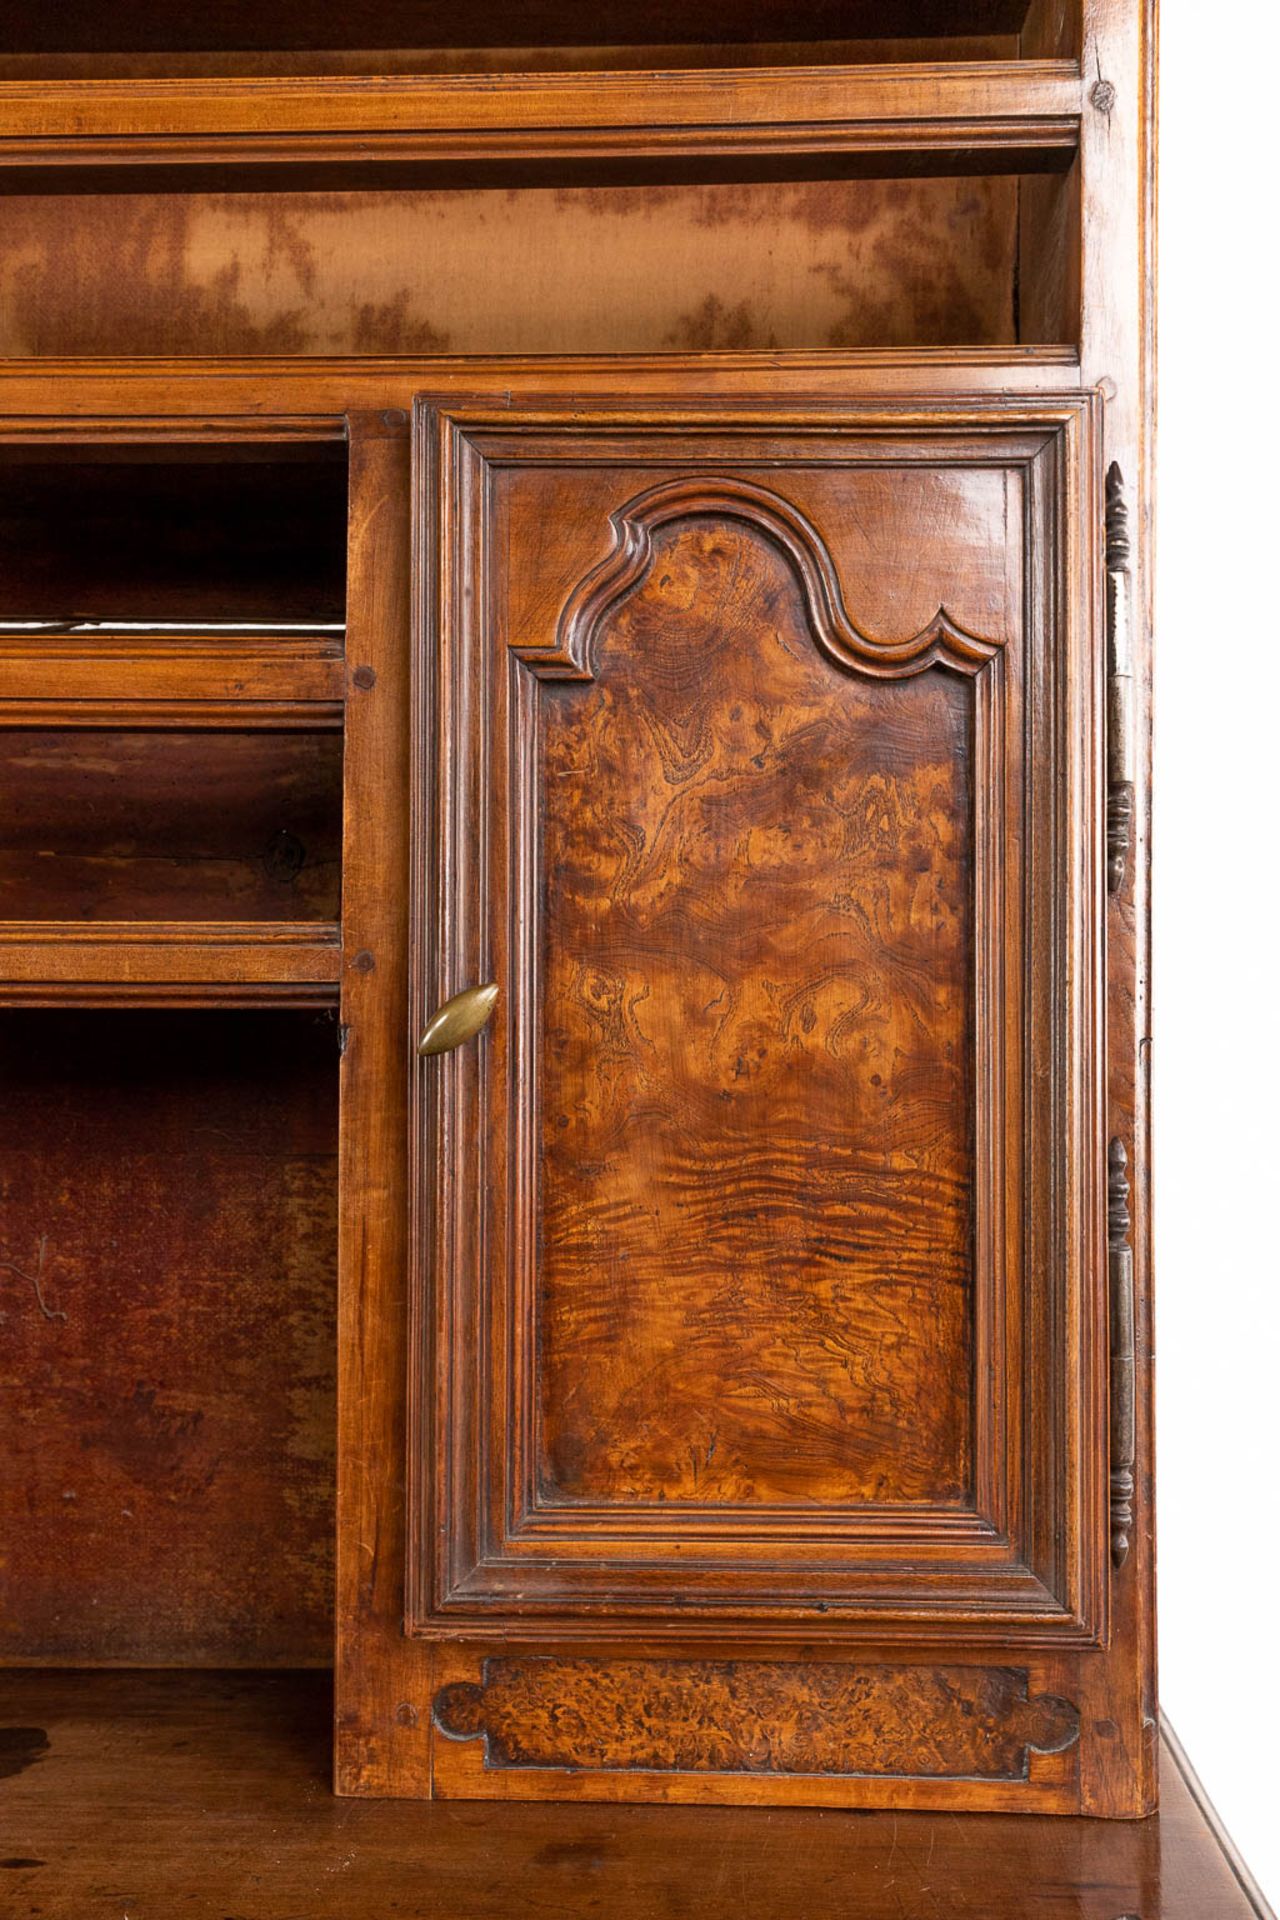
[410,376,1121,1811]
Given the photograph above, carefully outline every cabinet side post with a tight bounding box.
[334,408,436,1795]
[1074,0,1159,1817]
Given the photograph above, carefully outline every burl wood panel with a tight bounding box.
[0,1011,337,1665]
[537,517,975,1509]
[0,730,342,921]
[0,180,1019,357]
[434,1657,1078,1779]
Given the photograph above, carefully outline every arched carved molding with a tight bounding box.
[510,476,1004,683]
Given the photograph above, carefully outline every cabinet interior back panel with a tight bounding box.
[0,1011,337,1666]
[0,181,1018,357]
[0,731,343,923]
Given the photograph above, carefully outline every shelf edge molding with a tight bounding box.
[0,61,1082,189]
[0,919,343,1007]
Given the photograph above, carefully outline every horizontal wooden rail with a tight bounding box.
[0,634,347,727]
[0,61,1082,189]
[0,920,343,1007]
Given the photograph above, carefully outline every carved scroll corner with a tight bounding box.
[432,1679,487,1742]
[1020,1689,1082,1758]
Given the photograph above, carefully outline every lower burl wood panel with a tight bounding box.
[434,1656,1078,1779]
[0,1009,337,1665]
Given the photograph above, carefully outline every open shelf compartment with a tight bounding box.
[0,1008,338,1664]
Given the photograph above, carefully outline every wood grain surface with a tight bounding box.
[0,180,1021,358]
[535,514,975,1510]
[433,1656,1079,1778]
[410,385,1107,1818]
[0,1671,1266,1919]
[0,1012,337,1666]
[0,729,342,921]
[0,64,1080,194]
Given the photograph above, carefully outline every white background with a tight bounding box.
[1156,2,1279,1901]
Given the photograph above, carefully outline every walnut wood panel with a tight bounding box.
[532,518,976,1513]
[0,729,342,922]
[0,180,1025,359]
[0,1011,337,1665]
[1065,0,1157,1819]
[0,63,1080,192]
[0,1672,1265,1918]
[332,411,436,1796]
[0,354,1086,416]
[409,381,1105,1694]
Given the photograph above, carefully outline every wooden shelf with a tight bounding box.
[0,631,347,727]
[0,1672,1269,1919]
[0,920,343,1006]
[0,60,1082,190]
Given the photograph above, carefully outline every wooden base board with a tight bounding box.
[0,1670,1270,1917]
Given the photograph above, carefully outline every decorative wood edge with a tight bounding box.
[0,64,1082,168]
[518,474,1003,685]
[1108,1137,1136,1569]
[0,413,347,443]
[0,917,342,945]
[0,637,347,724]
[0,349,1085,386]
[1105,460,1134,896]
[0,699,344,729]
[0,920,343,994]
[0,981,340,1009]
[0,64,1079,195]
[432,1658,1080,1782]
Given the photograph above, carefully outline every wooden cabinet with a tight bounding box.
[403,372,1126,1810]
[1,0,1163,1851]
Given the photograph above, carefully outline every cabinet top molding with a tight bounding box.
[0,61,1081,190]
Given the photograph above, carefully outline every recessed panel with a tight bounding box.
[535,516,974,1510]
[411,389,1102,1642]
